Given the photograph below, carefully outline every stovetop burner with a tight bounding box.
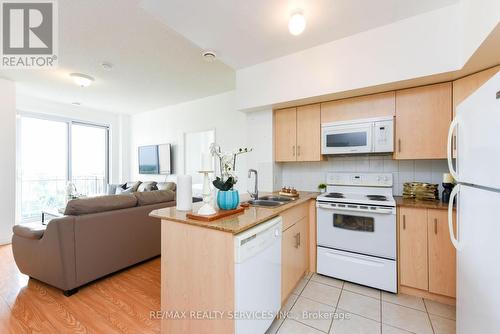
[366,195,388,201]
[325,192,345,198]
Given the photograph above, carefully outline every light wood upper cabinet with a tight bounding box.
[296,104,321,161]
[394,83,452,160]
[399,207,428,291]
[274,104,321,162]
[321,91,395,123]
[274,107,297,162]
[428,209,456,298]
[281,217,308,303]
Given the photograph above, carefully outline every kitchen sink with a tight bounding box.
[247,199,286,207]
[258,196,293,202]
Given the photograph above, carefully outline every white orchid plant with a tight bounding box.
[210,143,253,191]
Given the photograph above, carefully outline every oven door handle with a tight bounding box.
[317,204,394,214]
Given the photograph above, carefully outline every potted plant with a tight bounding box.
[318,183,327,193]
[210,143,252,210]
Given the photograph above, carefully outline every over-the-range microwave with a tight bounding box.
[321,116,394,155]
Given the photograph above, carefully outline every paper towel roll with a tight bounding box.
[176,175,193,211]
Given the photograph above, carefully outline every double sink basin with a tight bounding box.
[247,195,295,208]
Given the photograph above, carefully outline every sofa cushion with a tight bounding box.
[134,190,175,206]
[137,181,158,192]
[64,194,138,216]
[157,182,176,192]
[13,223,46,239]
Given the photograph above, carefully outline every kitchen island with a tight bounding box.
[150,192,318,334]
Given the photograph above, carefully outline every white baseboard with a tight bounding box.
[0,234,12,245]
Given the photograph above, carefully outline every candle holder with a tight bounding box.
[197,170,216,215]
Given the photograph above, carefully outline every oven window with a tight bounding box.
[333,213,374,232]
[326,132,367,147]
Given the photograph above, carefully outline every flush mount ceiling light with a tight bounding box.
[100,62,113,71]
[70,73,95,87]
[71,102,81,106]
[289,11,306,36]
[202,50,217,62]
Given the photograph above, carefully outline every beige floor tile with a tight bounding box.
[382,291,426,311]
[266,317,284,334]
[289,296,335,332]
[310,273,344,289]
[338,290,381,321]
[267,294,299,334]
[293,277,309,295]
[343,282,381,299]
[382,324,414,334]
[277,319,324,334]
[382,301,433,334]
[430,314,456,334]
[329,309,380,334]
[301,281,342,306]
[424,299,456,320]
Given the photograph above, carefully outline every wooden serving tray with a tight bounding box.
[278,191,300,198]
[186,206,246,222]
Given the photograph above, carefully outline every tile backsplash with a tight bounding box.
[280,155,450,196]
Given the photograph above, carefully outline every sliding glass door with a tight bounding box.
[71,123,108,197]
[19,116,109,222]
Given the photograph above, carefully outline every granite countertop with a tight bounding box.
[395,196,455,210]
[150,191,319,234]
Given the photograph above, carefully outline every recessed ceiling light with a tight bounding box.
[70,73,95,87]
[289,11,306,36]
[71,102,81,106]
[101,62,113,71]
[202,50,217,62]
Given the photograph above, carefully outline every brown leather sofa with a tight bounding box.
[11,190,176,296]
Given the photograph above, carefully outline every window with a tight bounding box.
[19,116,109,222]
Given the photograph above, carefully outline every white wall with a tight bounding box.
[244,108,279,192]
[236,5,461,111]
[459,0,500,63]
[0,79,16,244]
[16,94,130,183]
[281,156,449,197]
[130,91,251,193]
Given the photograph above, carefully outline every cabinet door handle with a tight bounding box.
[297,145,301,156]
[294,232,301,248]
[292,145,296,156]
[398,139,402,153]
[402,215,406,230]
[434,218,438,235]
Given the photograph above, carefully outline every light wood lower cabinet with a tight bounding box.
[399,207,429,290]
[281,214,308,303]
[399,207,457,301]
[428,209,456,298]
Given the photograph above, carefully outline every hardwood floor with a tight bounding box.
[0,244,161,333]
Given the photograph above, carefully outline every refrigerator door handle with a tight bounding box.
[447,117,459,180]
[448,184,460,250]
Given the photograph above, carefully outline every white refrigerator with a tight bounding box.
[447,71,500,333]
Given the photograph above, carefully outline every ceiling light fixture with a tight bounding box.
[202,50,217,62]
[289,11,306,36]
[71,102,81,106]
[70,73,95,87]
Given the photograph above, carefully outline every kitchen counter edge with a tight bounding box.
[150,191,319,234]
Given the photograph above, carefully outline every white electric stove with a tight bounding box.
[316,172,397,293]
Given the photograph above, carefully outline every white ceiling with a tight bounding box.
[142,0,459,69]
[0,0,235,114]
[0,0,461,114]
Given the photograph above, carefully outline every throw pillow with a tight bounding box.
[137,181,158,192]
